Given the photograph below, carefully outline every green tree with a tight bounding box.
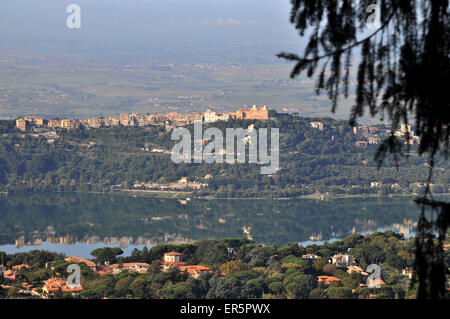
[90,247,123,265]
[129,277,148,299]
[114,277,132,297]
[326,287,353,299]
[284,274,317,299]
[268,281,284,295]
[279,0,449,299]
[6,287,19,299]
[219,260,248,275]
[309,288,324,299]
[206,276,241,299]
[159,282,194,299]
[0,251,6,265]
[242,278,263,298]
[195,240,229,266]
[313,258,328,273]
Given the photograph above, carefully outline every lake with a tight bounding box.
[0,193,430,258]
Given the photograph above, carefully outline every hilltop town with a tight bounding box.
[1,109,448,198]
[14,105,269,132]
[14,105,420,151]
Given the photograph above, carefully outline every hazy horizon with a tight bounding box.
[0,0,303,58]
[0,0,381,124]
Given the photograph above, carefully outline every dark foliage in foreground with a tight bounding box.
[279,0,449,298]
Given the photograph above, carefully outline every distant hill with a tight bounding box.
[0,113,448,197]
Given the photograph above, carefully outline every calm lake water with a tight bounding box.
[0,193,433,258]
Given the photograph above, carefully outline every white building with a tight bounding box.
[204,109,218,123]
[331,254,354,268]
[310,122,324,130]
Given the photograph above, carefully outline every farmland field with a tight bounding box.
[0,46,366,122]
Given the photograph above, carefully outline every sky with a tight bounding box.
[0,0,304,60]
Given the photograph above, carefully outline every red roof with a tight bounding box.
[317,275,341,285]
[368,279,386,286]
[179,265,211,274]
[61,285,84,292]
[21,282,33,289]
[3,270,17,280]
[43,278,66,292]
[12,264,31,270]
[65,256,96,268]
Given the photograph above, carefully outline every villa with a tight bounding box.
[302,254,321,260]
[12,264,31,271]
[161,252,211,278]
[317,275,341,286]
[43,277,83,294]
[347,265,366,275]
[331,254,355,268]
[109,262,150,274]
[3,270,18,281]
[161,251,186,271]
[65,256,97,272]
[179,265,212,279]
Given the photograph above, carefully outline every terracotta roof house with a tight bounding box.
[43,277,83,294]
[12,264,31,271]
[61,284,84,293]
[3,270,18,281]
[123,262,150,273]
[65,256,97,271]
[161,252,211,276]
[179,265,212,279]
[107,264,123,274]
[96,266,114,275]
[109,262,150,274]
[161,252,186,271]
[317,275,342,286]
[331,254,354,268]
[347,265,365,274]
[43,278,66,293]
[21,282,33,289]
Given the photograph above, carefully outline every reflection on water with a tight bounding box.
[13,234,171,249]
[0,193,432,257]
[0,241,152,259]
[299,218,417,247]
